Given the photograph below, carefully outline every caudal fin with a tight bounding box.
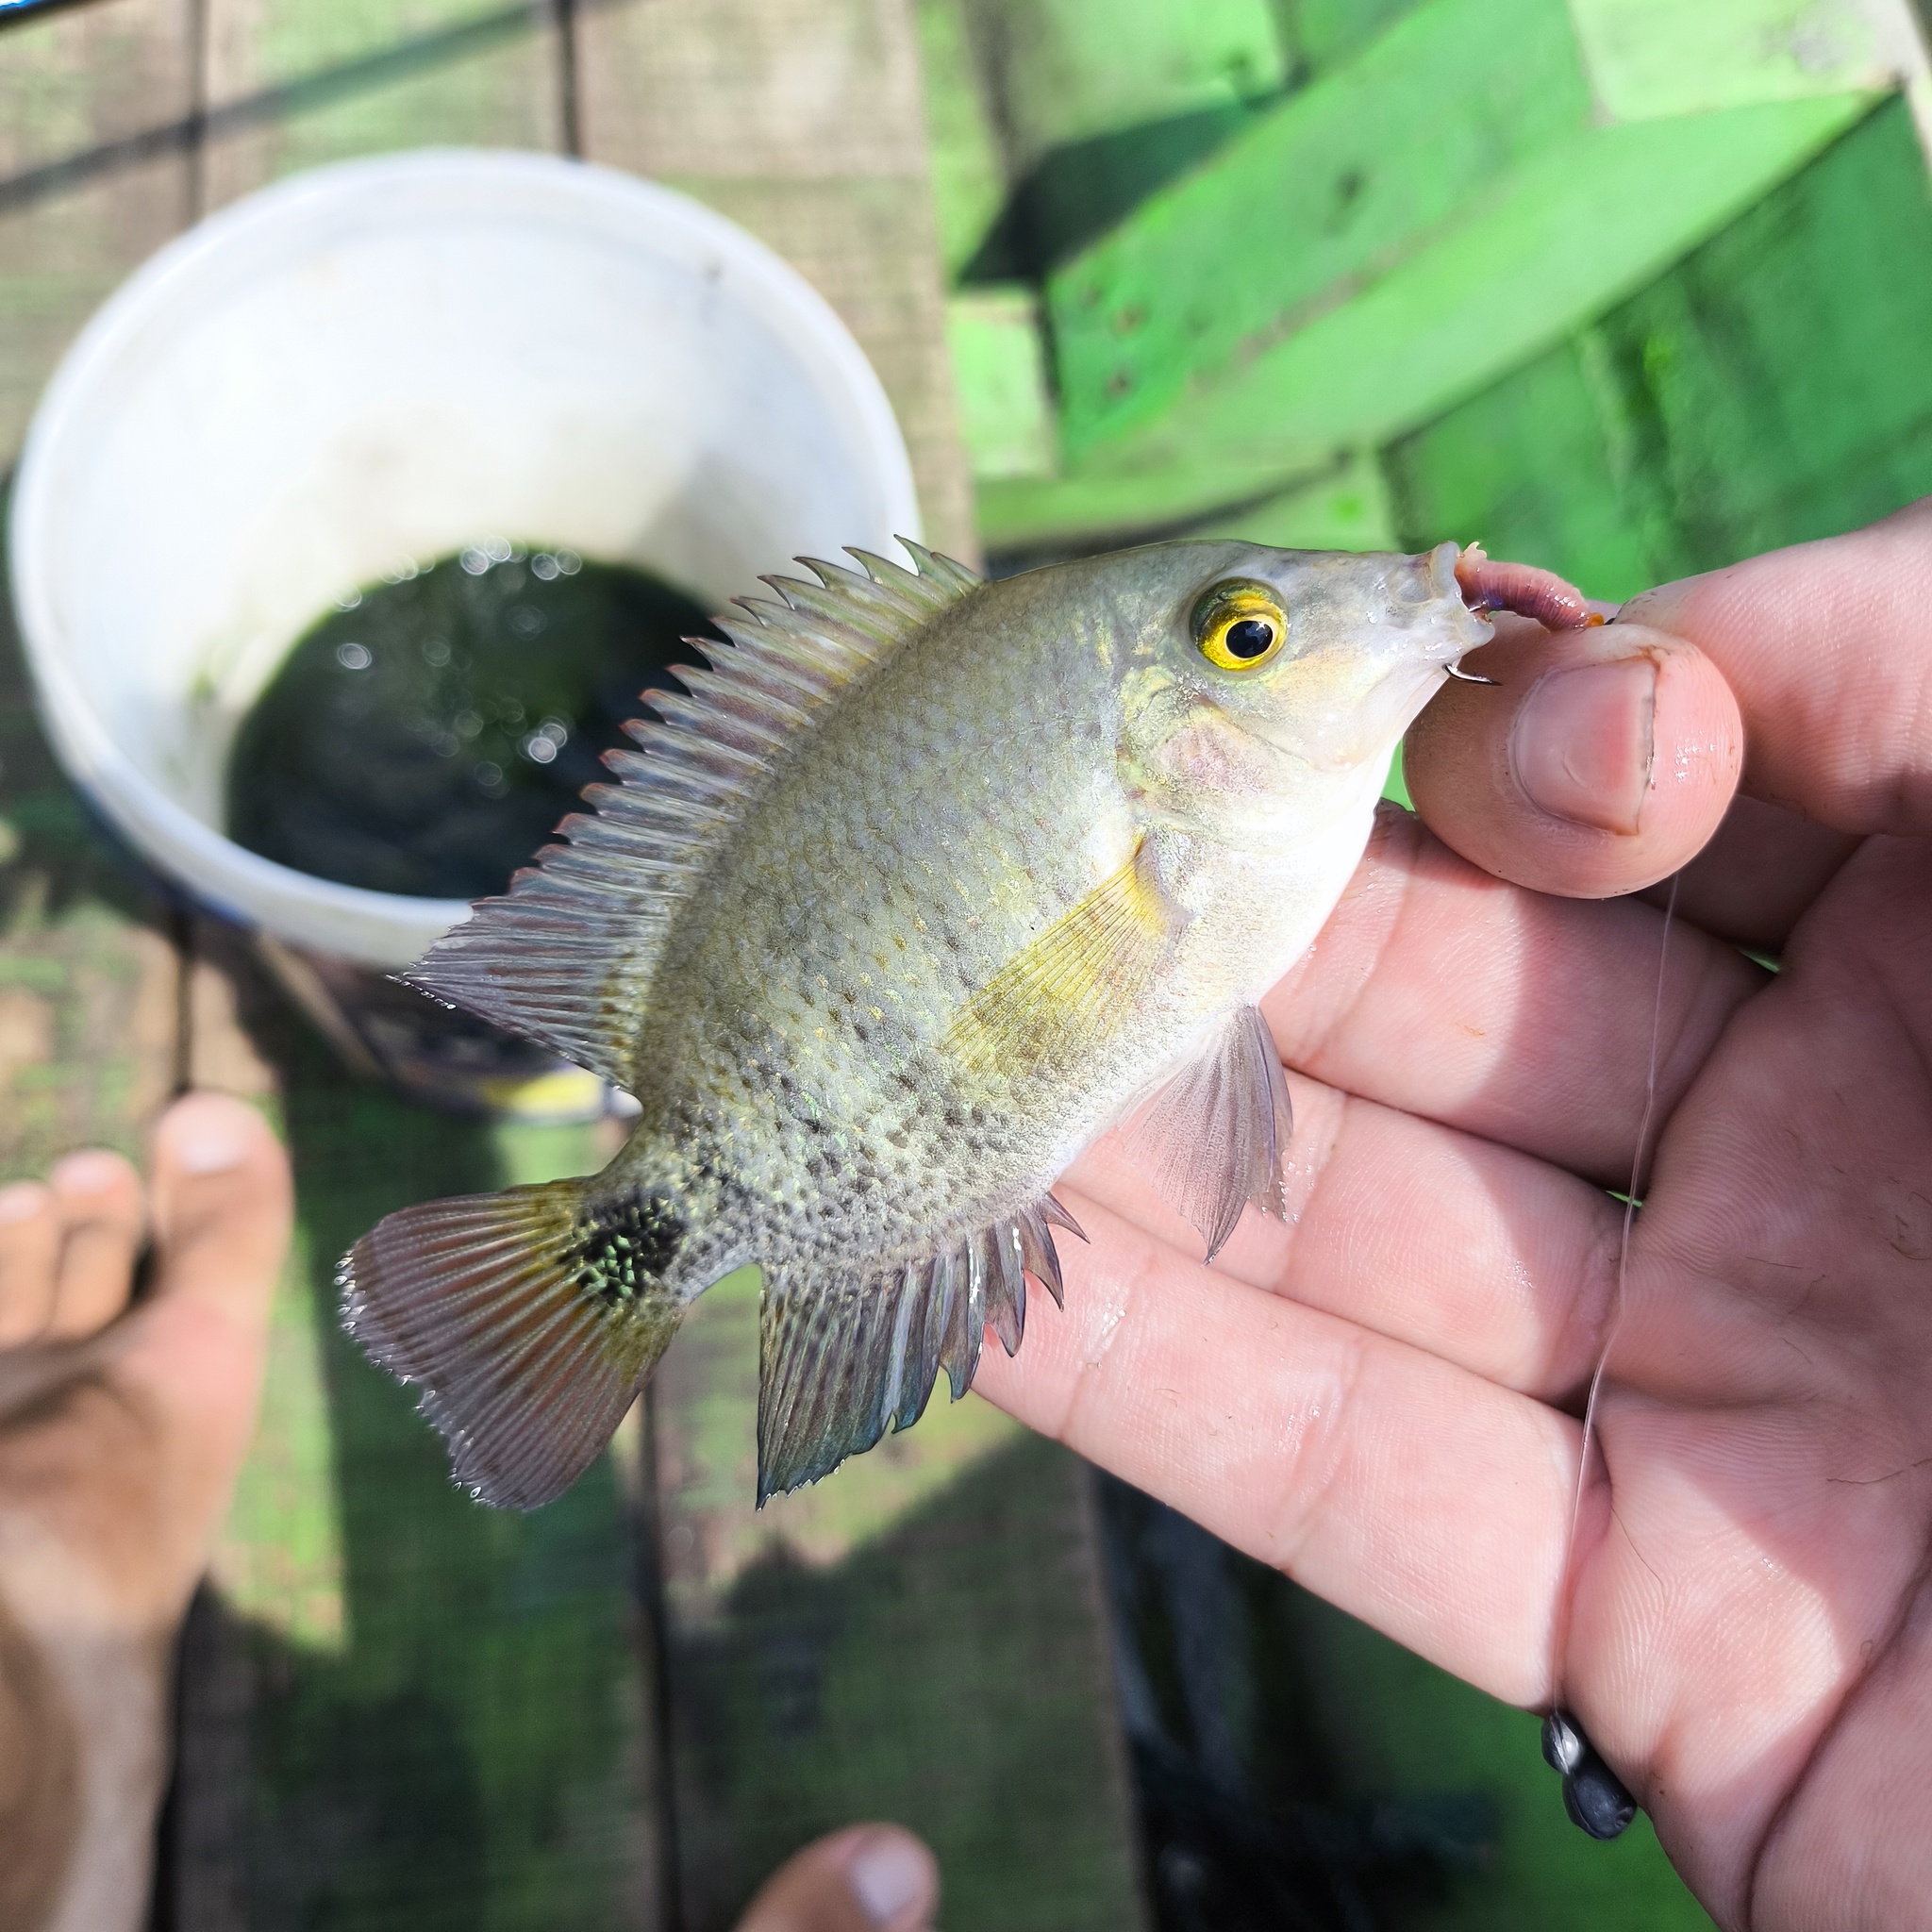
[340,1180,681,1509]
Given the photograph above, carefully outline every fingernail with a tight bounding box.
[51,1150,126,1194]
[1511,658,1657,834]
[0,1182,45,1224]
[848,1832,930,1927]
[166,1099,253,1175]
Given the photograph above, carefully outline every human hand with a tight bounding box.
[0,1093,291,1932]
[975,499,1932,1929]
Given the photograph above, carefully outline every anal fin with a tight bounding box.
[1124,1003,1293,1260]
[757,1198,1072,1501]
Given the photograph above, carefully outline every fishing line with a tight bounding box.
[1543,868,1679,1838]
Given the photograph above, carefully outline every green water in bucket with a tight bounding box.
[226,543,716,902]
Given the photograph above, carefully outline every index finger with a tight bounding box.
[1623,496,1932,839]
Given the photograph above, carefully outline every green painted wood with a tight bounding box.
[1046,0,1592,457]
[975,450,1339,551]
[945,284,1058,481]
[1386,94,1932,598]
[1273,0,1422,82]
[951,0,1287,180]
[911,0,1009,279]
[1134,92,1871,466]
[1568,0,1911,121]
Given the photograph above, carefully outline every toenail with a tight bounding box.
[848,1832,930,1926]
[52,1150,126,1194]
[169,1107,253,1175]
[0,1182,47,1224]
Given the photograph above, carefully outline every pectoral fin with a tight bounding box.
[945,840,1177,1080]
[1125,1004,1293,1259]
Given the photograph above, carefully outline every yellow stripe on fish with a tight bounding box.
[944,838,1174,1080]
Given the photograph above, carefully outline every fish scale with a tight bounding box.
[341,536,1584,1508]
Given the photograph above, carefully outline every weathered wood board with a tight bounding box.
[575,0,979,564]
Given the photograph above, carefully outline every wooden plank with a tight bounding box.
[199,0,565,211]
[947,0,1287,181]
[652,1273,1148,1932]
[0,0,203,1174]
[1568,0,1923,121]
[577,9,1145,1922]
[944,285,1057,483]
[1046,0,1592,458]
[575,0,979,563]
[103,6,665,1927]
[1132,93,1872,470]
[171,1004,662,1932]
[908,0,1008,280]
[0,0,198,460]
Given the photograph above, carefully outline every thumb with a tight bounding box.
[1621,495,1932,837]
[1404,610,1742,897]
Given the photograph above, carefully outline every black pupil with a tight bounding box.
[1224,617,1275,659]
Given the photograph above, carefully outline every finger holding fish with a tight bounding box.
[968,1186,1580,1710]
[1067,1063,1624,1402]
[1403,610,1744,901]
[1262,805,1762,1188]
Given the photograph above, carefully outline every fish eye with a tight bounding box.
[1192,580,1288,673]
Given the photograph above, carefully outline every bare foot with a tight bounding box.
[0,1093,291,1932]
[735,1824,940,1932]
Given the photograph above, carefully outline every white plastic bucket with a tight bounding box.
[9,149,922,1114]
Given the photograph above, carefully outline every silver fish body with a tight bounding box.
[342,538,1496,1506]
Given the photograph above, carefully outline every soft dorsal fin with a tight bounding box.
[408,542,980,1085]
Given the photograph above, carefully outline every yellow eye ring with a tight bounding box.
[1192,581,1288,672]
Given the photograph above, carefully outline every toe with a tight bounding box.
[115,1094,291,1512]
[0,1182,59,1346]
[45,1149,144,1340]
[735,1826,940,1932]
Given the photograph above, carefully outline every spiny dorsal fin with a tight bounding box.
[408,541,980,1086]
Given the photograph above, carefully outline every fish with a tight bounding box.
[340,537,1590,1508]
